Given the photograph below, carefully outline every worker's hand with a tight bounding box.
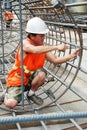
[72,48,81,58]
[68,48,81,62]
[58,43,68,52]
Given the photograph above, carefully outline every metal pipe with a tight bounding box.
[65,2,87,7]
[0,111,87,124]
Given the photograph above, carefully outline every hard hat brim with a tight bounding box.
[26,28,49,34]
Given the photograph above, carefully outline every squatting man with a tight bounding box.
[0,17,80,108]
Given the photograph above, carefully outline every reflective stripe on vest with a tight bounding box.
[12,65,34,75]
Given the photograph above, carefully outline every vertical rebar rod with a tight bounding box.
[0,1,5,72]
[19,0,24,108]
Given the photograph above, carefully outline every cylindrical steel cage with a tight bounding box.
[0,0,87,129]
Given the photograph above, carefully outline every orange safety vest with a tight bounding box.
[4,11,14,20]
[6,45,46,87]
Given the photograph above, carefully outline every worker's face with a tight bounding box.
[31,34,45,45]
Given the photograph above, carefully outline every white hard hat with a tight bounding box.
[26,17,49,34]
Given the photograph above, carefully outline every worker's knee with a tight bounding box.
[4,98,18,108]
[38,71,46,81]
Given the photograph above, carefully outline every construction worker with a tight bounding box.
[2,8,14,28]
[0,17,80,108]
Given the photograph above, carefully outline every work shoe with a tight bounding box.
[27,94,43,105]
